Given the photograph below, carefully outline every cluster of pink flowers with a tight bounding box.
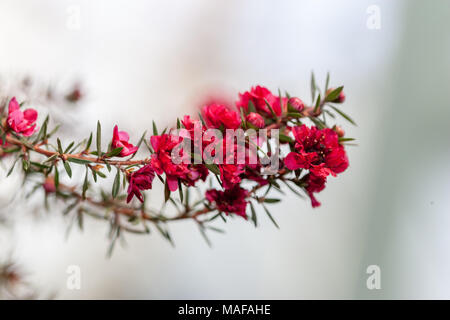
[284,125,349,207]
[124,85,349,218]
[2,84,350,220]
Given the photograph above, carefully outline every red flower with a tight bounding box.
[236,86,286,117]
[304,173,327,208]
[246,112,265,128]
[111,125,138,157]
[202,103,241,129]
[284,125,348,177]
[7,97,38,136]
[205,185,249,218]
[150,134,208,191]
[127,164,155,203]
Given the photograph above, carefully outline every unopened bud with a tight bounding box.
[43,176,56,193]
[288,97,304,112]
[334,125,345,137]
[326,88,345,103]
[246,112,265,129]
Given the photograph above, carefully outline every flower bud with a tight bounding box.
[246,112,265,128]
[334,125,345,137]
[326,88,345,103]
[43,176,56,193]
[288,97,304,112]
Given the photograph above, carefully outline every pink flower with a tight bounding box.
[111,125,138,157]
[150,134,208,191]
[304,173,327,208]
[236,86,286,117]
[202,103,241,129]
[287,97,304,112]
[205,185,249,218]
[7,97,38,136]
[127,164,156,203]
[246,112,265,128]
[284,125,348,178]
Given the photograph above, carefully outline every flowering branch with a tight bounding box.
[0,73,356,252]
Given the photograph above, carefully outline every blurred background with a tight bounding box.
[0,0,449,299]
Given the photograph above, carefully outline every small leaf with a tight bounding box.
[279,134,293,143]
[325,72,330,92]
[314,93,321,113]
[85,132,93,151]
[164,179,170,202]
[152,120,158,136]
[7,158,19,177]
[249,201,257,227]
[105,147,123,158]
[330,105,356,126]
[67,157,91,164]
[178,180,183,203]
[54,166,59,188]
[262,204,279,229]
[63,161,72,178]
[204,163,220,175]
[64,141,75,154]
[96,120,102,156]
[264,98,278,120]
[57,138,63,154]
[82,167,89,198]
[310,71,317,102]
[112,168,121,198]
[263,198,281,203]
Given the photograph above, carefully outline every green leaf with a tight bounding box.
[339,137,356,142]
[204,163,220,175]
[96,170,106,178]
[310,71,317,102]
[152,120,158,136]
[314,93,321,113]
[105,147,123,158]
[325,72,330,92]
[264,98,278,120]
[112,168,121,198]
[57,138,63,154]
[325,86,343,102]
[96,121,102,156]
[279,133,293,143]
[54,165,59,188]
[7,158,19,177]
[330,105,356,125]
[263,198,281,203]
[198,224,212,247]
[64,141,75,154]
[33,115,49,143]
[164,179,170,202]
[63,161,72,178]
[249,201,257,227]
[85,132,93,151]
[67,157,91,164]
[82,167,89,198]
[262,204,279,229]
[178,180,183,203]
